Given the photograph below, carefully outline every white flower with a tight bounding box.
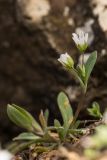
[72,30,88,52]
[58,53,74,69]
[0,150,13,160]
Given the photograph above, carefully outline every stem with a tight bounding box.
[70,69,85,90]
[68,128,86,134]
[72,52,86,123]
[81,52,84,67]
[79,119,98,124]
[47,126,63,130]
[72,92,86,124]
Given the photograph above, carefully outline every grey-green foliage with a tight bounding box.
[13,132,40,141]
[57,92,73,128]
[7,104,58,145]
[7,35,98,153]
[84,51,97,84]
[72,51,97,93]
[57,92,73,139]
[54,119,64,140]
[7,104,43,133]
[7,92,85,144]
[87,102,102,118]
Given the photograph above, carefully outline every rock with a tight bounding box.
[91,0,107,31]
[16,0,50,25]
[98,10,107,32]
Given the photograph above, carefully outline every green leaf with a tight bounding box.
[70,120,81,129]
[44,109,49,124]
[77,65,85,80]
[54,119,64,140]
[87,102,102,118]
[71,69,86,93]
[7,104,42,132]
[39,110,47,130]
[13,104,42,132]
[8,141,36,154]
[57,92,73,128]
[85,51,97,84]
[54,119,62,128]
[13,132,40,141]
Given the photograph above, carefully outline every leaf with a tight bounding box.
[57,92,73,128]
[77,65,85,80]
[71,69,86,92]
[70,120,81,129]
[8,141,36,154]
[39,110,47,129]
[13,104,42,132]
[54,119,64,140]
[13,132,40,141]
[87,102,102,118]
[85,51,97,84]
[54,119,62,128]
[7,104,42,132]
[44,109,49,124]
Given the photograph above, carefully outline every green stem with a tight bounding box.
[81,52,84,67]
[47,126,63,130]
[70,69,85,90]
[72,89,86,125]
[68,128,86,134]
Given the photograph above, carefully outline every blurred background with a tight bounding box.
[1,0,107,144]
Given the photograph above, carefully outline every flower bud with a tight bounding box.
[58,53,74,69]
[77,65,85,78]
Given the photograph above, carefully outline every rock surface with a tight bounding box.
[91,0,107,31]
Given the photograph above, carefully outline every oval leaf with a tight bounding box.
[7,104,42,132]
[57,92,73,128]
